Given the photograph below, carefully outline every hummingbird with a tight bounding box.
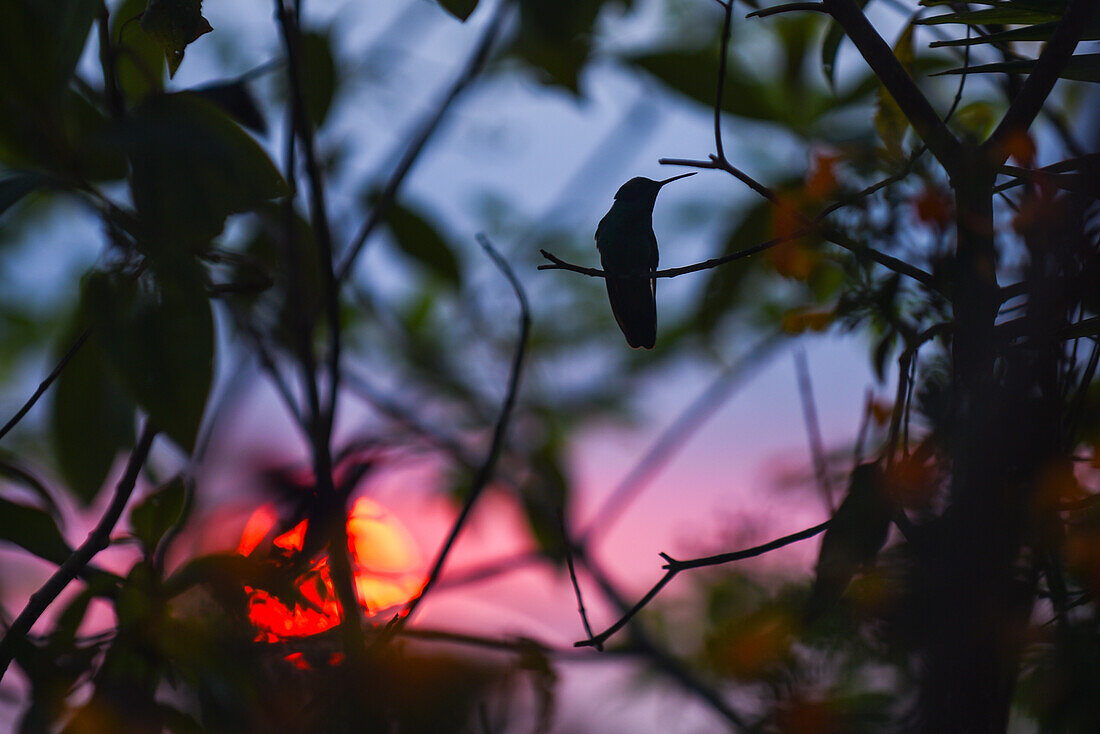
[595,172,696,349]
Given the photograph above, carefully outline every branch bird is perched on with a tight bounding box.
[595,172,695,348]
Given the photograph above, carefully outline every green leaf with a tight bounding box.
[385,203,461,286]
[0,0,99,102]
[514,0,601,92]
[915,6,1060,26]
[874,22,915,162]
[112,0,166,104]
[437,0,480,21]
[140,0,213,78]
[130,475,187,554]
[52,324,135,505]
[118,93,288,250]
[930,21,1100,47]
[937,54,1100,83]
[0,173,43,220]
[299,31,337,128]
[82,265,213,452]
[0,497,73,565]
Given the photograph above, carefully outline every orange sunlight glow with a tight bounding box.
[237,497,425,642]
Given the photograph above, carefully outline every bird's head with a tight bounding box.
[613,172,696,204]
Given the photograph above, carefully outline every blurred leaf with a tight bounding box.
[0,0,98,103]
[385,203,461,287]
[193,78,267,134]
[300,30,337,128]
[0,173,44,220]
[872,329,896,383]
[0,454,62,518]
[522,436,569,562]
[915,6,1061,26]
[437,0,479,21]
[822,0,870,89]
[140,0,213,78]
[112,0,165,103]
[875,22,914,163]
[513,0,602,92]
[118,93,287,250]
[52,324,135,505]
[82,265,213,452]
[937,54,1100,83]
[130,475,187,554]
[0,497,73,564]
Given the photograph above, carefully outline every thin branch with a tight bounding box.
[853,387,875,467]
[561,514,596,646]
[0,423,156,681]
[576,520,830,650]
[335,0,513,283]
[0,329,90,444]
[794,348,834,513]
[986,0,1097,164]
[580,557,751,730]
[581,334,783,545]
[387,235,529,634]
[821,0,959,170]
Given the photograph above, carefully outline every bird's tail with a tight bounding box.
[606,275,656,349]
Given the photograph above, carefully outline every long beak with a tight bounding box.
[657,171,697,187]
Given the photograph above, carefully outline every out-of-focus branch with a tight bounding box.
[581,334,783,545]
[795,348,834,512]
[0,423,156,681]
[0,330,90,444]
[335,0,513,283]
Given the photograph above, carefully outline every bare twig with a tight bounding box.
[561,514,596,646]
[580,557,751,730]
[0,422,156,681]
[335,0,513,283]
[387,235,529,633]
[576,520,830,650]
[0,330,90,444]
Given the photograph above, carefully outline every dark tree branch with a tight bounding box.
[0,330,90,444]
[576,521,830,650]
[275,0,364,660]
[386,235,529,634]
[821,0,959,169]
[986,0,1097,164]
[335,0,513,283]
[0,423,156,681]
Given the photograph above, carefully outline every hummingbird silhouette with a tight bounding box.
[595,172,696,349]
